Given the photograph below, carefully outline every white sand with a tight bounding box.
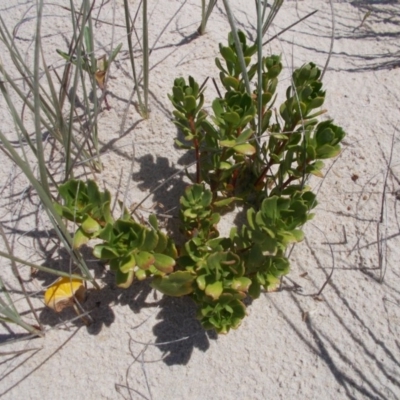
[0,1,399,399]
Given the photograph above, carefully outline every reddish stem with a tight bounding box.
[254,139,286,188]
[104,92,111,111]
[231,168,239,190]
[281,175,296,190]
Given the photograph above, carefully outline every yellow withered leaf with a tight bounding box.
[44,277,86,312]
[95,70,106,90]
[95,55,107,89]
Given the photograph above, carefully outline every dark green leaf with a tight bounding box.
[261,196,279,221]
[153,231,168,253]
[140,229,158,252]
[115,269,134,288]
[173,86,184,102]
[184,95,197,113]
[248,278,261,299]
[119,253,136,273]
[92,244,119,259]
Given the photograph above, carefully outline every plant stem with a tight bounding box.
[222,0,251,95]
[255,139,287,188]
[123,0,144,112]
[199,0,206,35]
[34,0,50,197]
[189,116,200,183]
[256,0,263,157]
[142,0,149,117]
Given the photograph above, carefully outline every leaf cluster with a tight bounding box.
[55,180,177,288]
[54,179,113,248]
[152,184,315,333]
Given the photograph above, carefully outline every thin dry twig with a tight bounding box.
[128,332,202,347]
[0,327,81,397]
[311,223,335,297]
[378,130,396,283]
[130,158,197,216]
[0,222,43,334]
[262,9,318,47]
[140,343,153,400]
[0,347,42,385]
[122,142,136,218]
[321,0,335,80]
[0,347,41,357]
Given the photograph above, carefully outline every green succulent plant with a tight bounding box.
[152,30,346,333]
[54,30,345,334]
[54,179,113,248]
[55,180,177,288]
[93,218,177,288]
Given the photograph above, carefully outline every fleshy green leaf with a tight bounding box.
[151,271,195,296]
[148,214,159,230]
[236,128,253,143]
[222,76,239,90]
[184,96,197,113]
[197,275,207,291]
[73,227,90,249]
[316,144,341,159]
[135,268,148,281]
[153,253,176,273]
[220,46,236,63]
[233,143,256,155]
[140,229,158,252]
[231,277,252,292]
[214,197,238,208]
[220,139,237,148]
[261,196,279,222]
[173,86,184,102]
[119,253,136,274]
[92,244,119,259]
[316,127,335,147]
[153,231,168,253]
[135,251,155,270]
[205,281,223,300]
[222,111,241,125]
[116,269,134,288]
[81,215,100,234]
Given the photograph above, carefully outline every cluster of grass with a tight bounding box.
[0,0,330,339]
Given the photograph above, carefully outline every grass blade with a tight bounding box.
[0,261,43,337]
[142,0,149,117]
[221,0,251,95]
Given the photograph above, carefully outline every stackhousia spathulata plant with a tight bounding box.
[55,28,345,334]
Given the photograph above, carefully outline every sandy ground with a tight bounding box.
[0,0,400,399]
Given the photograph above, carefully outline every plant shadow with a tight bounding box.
[151,296,218,365]
[268,225,400,400]
[28,231,215,364]
[38,274,217,364]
